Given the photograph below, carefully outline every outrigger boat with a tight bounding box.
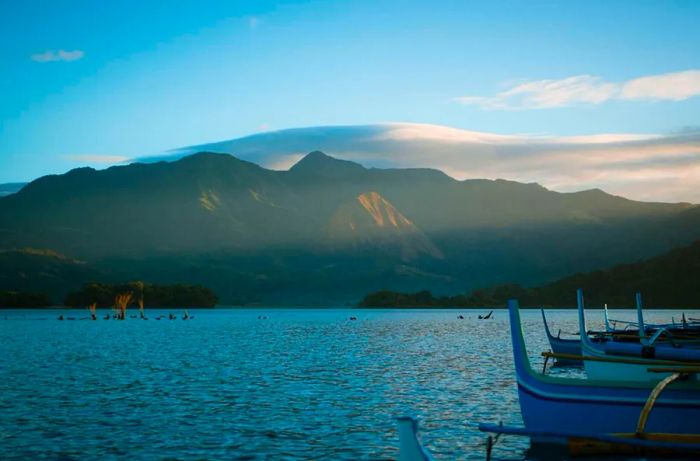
[543,296,700,370]
[573,291,700,382]
[542,290,700,380]
[479,297,700,457]
[508,297,700,433]
[398,296,700,459]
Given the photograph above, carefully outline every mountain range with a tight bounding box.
[140,123,700,204]
[1,151,699,305]
[0,183,26,197]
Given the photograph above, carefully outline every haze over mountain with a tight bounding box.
[0,183,26,197]
[1,151,699,304]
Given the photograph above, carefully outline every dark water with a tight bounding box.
[0,308,694,460]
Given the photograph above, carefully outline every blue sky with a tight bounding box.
[1,0,699,190]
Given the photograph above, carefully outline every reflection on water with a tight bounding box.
[0,308,694,460]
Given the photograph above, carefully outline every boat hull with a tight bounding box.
[549,337,581,357]
[510,298,700,441]
[583,357,700,382]
[518,382,700,437]
[541,309,582,364]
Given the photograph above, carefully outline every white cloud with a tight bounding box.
[372,123,520,143]
[31,49,85,63]
[553,133,663,144]
[504,75,617,108]
[621,70,700,101]
[457,70,700,110]
[64,154,129,164]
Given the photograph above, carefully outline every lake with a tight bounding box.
[0,308,694,460]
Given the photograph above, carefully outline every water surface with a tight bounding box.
[0,308,694,460]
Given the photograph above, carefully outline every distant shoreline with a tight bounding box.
[355,305,696,310]
[2,305,696,310]
[0,305,218,310]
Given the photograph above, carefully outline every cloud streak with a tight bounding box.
[64,154,129,164]
[622,70,700,101]
[31,50,84,63]
[457,70,700,109]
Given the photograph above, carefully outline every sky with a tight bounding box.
[1,0,699,201]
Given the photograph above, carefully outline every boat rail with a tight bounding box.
[541,351,700,367]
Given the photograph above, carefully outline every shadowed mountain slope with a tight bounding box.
[0,151,698,304]
[361,239,700,308]
[533,238,700,307]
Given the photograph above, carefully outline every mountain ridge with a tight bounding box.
[0,151,699,304]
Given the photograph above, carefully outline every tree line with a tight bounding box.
[359,285,532,308]
[0,282,218,308]
[64,282,218,308]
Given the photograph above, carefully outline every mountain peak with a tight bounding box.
[290,151,366,177]
[304,150,333,161]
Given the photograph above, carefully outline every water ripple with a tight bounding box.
[0,308,691,460]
